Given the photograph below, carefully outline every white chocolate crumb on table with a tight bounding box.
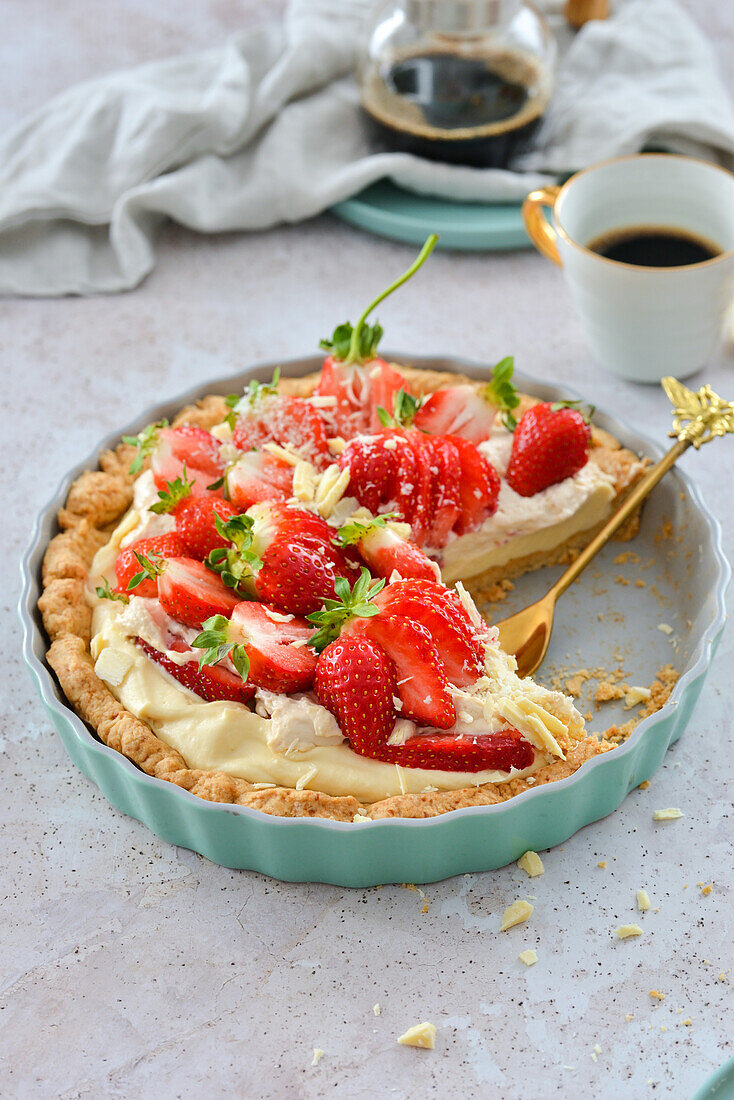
[397,1022,436,1049]
[615,924,644,939]
[311,1048,324,1067]
[637,889,651,911]
[517,851,544,877]
[500,900,534,931]
[519,949,538,966]
[373,1004,381,1017]
[653,808,683,821]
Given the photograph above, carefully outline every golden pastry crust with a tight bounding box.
[38,368,644,821]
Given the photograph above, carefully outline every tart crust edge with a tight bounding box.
[38,370,642,822]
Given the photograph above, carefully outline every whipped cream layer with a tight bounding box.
[439,430,617,583]
[87,509,584,802]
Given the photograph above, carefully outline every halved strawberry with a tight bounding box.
[227,452,293,511]
[137,638,256,705]
[350,613,456,729]
[314,634,396,753]
[413,385,496,443]
[505,402,591,497]
[174,496,237,560]
[158,557,241,628]
[114,532,183,597]
[233,395,331,469]
[450,436,501,534]
[376,578,484,687]
[151,426,224,496]
[337,516,439,583]
[376,729,534,772]
[194,603,317,694]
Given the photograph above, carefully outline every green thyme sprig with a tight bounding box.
[95,578,129,604]
[122,419,169,475]
[481,357,520,431]
[192,614,250,681]
[206,513,262,595]
[149,464,194,514]
[307,568,385,652]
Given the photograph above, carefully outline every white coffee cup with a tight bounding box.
[522,154,734,383]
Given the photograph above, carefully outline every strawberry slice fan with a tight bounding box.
[106,232,602,780]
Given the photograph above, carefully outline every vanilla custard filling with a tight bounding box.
[88,502,588,800]
[439,431,617,583]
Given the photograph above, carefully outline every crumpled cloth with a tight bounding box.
[1,0,732,295]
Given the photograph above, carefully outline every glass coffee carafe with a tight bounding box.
[359,0,555,168]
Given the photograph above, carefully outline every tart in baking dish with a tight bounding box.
[40,243,644,821]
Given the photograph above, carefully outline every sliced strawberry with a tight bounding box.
[158,557,241,628]
[355,523,439,583]
[137,638,256,705]
[413,385,496,443]
[174,497,237,560]
[228,602,317,693]
[114,532,183,598]
[233,395,331,469]
[351,613,456,729]
[366,360,406,432]
[376,579,484,687]
[450,436,501,534]
[227,452,293,511]
[151,426,224,496]
[405,432,434,545]
[388,433,419,524]
[424,436,462,548]
[250,502,336,548]
[505,403,591,497]
[375,729,534,772]
[314,634,396,753]
[339,433,398,513]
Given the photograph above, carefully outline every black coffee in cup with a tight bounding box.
[587,225,722,267]
[361,48,551,168]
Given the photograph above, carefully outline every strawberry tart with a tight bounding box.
[39,241,644,822]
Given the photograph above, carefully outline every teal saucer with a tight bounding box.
[331,180,530,251]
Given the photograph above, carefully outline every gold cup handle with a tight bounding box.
[522,185,562,265]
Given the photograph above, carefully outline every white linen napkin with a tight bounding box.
[0,0,732,296]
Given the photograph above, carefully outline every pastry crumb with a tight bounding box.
[653,807,683,821]
[649,990,665,1000]
[615,924,643,939]
[397,1022,436,1049]
[500,900,534,931]
[311,1048,324,1066]
[637,889,651,912]
[638,780,650,790]
[517,851,544,877]
[657,622,674,635]
[681,1018,693,1026]
[519,949,538,966]
[625,1014,634,1022]
[701,884,713,896]
[597,861,607,869]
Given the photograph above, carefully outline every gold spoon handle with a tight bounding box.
[548,437,689,603]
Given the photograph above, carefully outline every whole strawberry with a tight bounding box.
[175,496,237,560]
[505,403,591,497]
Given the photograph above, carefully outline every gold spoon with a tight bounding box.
[495,377,734,678]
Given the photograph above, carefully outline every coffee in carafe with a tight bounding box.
[359,0,555,168]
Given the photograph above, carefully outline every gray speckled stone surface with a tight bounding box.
[2,3,733,1097]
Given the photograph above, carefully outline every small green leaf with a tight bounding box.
[206,513,262,595]
[230,645,250,682]
[95,578,129,604]
[482,356,520,431]
[122,419,169,476]
[376,388,423,429]
[336,512,397,548]
[549,399,595,423]
[149,463,194,514]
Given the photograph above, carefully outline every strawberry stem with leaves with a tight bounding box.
[149,464,194,514]
[122,419,169,475]
[206,513,262,595]
[376,388,423,430]
[127,551,165,591]
[95,578,129,604]
[222,369,281,430]
[335,513,398,548]
[307,568,385,651]
[319,234,438,365]
[192,614,250,680]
